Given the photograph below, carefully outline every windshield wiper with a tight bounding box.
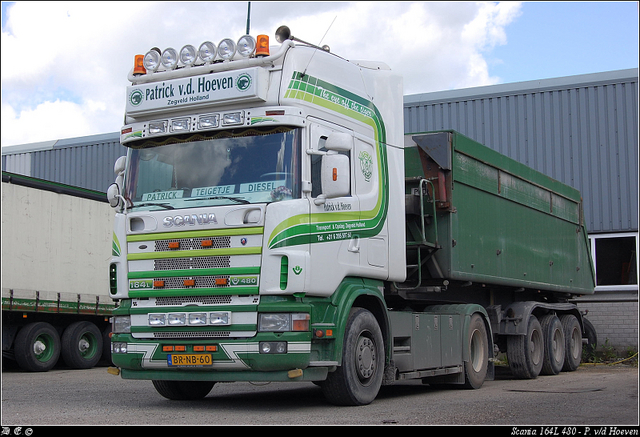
[128,202,175,210]
[186,196,250,204]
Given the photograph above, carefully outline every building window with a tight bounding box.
[590,233,638,290]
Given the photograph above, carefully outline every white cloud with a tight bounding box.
[1,1,523,147]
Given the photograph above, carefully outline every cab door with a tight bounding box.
[306,119,360,293]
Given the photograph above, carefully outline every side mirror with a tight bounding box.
[107,182,122,209]
[325,132,352,152]
[315,152,350,205]
[114,156,126,175]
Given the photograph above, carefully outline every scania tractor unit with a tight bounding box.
[107,26,595,405]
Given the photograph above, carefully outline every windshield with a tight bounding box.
[124,126,301,210]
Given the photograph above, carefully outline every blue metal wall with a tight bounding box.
[404,69,638,234]
[2,132,126,194]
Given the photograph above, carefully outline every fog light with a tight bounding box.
[259,341,287,354]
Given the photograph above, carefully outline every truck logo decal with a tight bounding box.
[268,72,388,249]
[358,151,373,182]
[129,89,144,107]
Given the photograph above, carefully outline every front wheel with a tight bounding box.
[152,380,216,400]
[321,308,385,406]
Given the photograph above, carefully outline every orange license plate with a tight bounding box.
[168,354,212,367]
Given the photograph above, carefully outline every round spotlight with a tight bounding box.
[217,38,236,60]
[161,47,178,70]
[198,41,217,63]
[179,44,197,66]
[237,35,256,57]
[143,48,161,72]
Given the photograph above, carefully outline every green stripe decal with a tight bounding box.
[128,267,260,279]
[269,71,388,249]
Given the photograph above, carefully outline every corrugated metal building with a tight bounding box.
[2,68,638,352]
[1,132,125,193]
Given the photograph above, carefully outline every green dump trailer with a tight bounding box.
[392,130,596,379]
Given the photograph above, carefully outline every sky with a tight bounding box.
[1,1,638,148]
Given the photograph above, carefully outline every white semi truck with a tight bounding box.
[107,26,595,405]
[2,172,115,371]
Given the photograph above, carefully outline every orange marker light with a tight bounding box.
[168,241,180,249]
[332,168,338,181]
[153,280,165,288]
[201,240,213,247]
[133,54,146,75]
[256,34,270,56]
[183,279,195,287]
[215,278,228,286]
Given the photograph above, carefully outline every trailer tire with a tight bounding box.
[463,313,489,389]
[61,321,103,369]
[14,322,61,372]
[540,315,565,375]
[321,308,384,406]
[560,314,582,372]
[582,317,597,361]
[507,315,543,379]
[152,380,215,400]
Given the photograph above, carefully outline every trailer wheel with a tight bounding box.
[507,315,543,379]
[540,315,565,375]
[14,322,61,372]
[61,321,103,369]
[463,313,489,389]
[152,380,215,400]
[321,308,384,406]
[582,317,597,361]
[560,314,582,372]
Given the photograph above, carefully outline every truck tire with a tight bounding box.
[463,313,489,389]
[321,308,384,406]
[61,321,103,369]
[152,380,215,400]
[582,317,597,361]
[507,315,543,379]
[540,314,565,375]
[560,314,582,371]
[14,322,61,372]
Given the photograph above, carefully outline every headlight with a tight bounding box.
[149,120,168,135]
[148,313,166,326]
[143,48,161,72]
[198,41,217,63]
[188,312,208,325]
[237,35,256,57]
[161,47,178,70]
[170,117,190,132]
[168,313,186,326]
[258,313,310,332]
[217,38,236,60]
[112,316,131,334]
[179,44,197,66]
